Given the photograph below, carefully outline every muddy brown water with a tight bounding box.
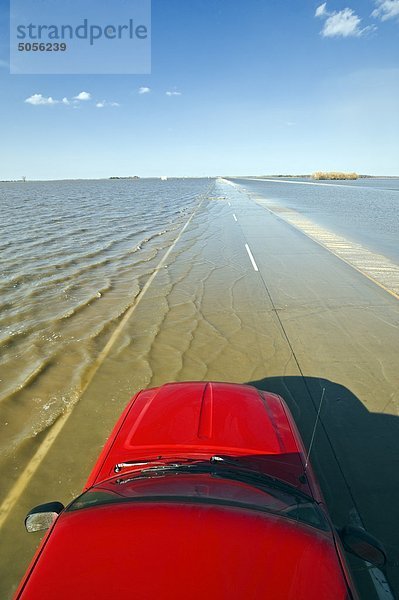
[1,178,398,598]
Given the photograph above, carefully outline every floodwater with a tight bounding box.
[1,176,399,599]
[2,176,397,471]
[0,178,213,469]
[233,178,399,264]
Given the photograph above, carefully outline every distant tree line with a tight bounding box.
[109,176,140,179]
[312,172,358,180]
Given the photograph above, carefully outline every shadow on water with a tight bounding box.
[247,375,399,598]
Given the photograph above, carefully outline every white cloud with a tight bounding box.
[73,91,91,101]
[166,90,182,96]
[25,94,58,106]
[24,92,119,109]
[138,86,151,94]
[315,3,328,17]
[317,6,374,37]
[372,0,399,21]
[323,8,362,36]
[96,100,120,108]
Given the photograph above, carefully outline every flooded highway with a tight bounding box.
[1,178,399,598]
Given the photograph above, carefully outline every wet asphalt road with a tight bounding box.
[2,179,398,599]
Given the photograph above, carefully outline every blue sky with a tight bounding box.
[0,0,398,179]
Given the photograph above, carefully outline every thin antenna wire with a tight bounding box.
[304,387,326,470]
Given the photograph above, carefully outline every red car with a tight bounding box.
[16,382,385,599]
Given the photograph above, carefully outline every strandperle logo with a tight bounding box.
[10,0,151,74]
[16,19,148,46]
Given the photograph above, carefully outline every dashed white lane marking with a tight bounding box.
[228,201,231,206]
[0,197,206,531]
[245,244,259,272]
[217,179,396,600]
[233,213,238,222]
[254,198,399,300]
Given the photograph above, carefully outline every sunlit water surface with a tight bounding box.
[0,178,213,459]
[234,178,399,264]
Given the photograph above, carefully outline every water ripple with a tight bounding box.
[0,177,214,454]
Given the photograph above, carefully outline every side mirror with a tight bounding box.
[25,502,65,533]
[339,525,386,568]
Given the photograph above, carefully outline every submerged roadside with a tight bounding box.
[1,180,398,598]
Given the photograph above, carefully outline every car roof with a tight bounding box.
[18,501,350,600]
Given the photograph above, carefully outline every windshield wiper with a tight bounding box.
[114,457,201,473]
[213,459,313,502]
[115,456,313,503]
